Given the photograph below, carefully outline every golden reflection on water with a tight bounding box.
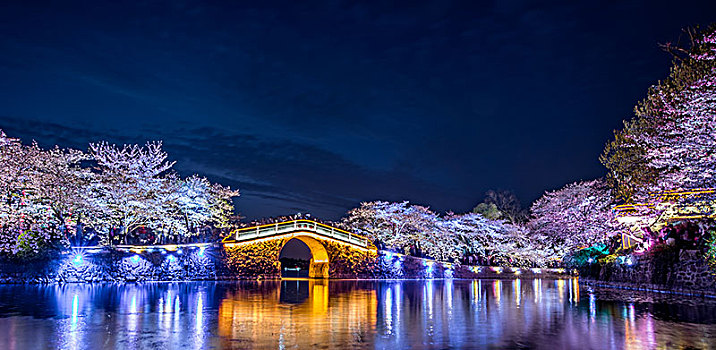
[2,279,716,349]
[218,279,377,348]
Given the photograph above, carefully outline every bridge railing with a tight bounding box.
[230,220,370,248]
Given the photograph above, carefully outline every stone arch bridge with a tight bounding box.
[222,220,377,278]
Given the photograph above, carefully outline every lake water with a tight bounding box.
[1,279,715,349]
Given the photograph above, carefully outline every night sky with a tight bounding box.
[1,1,715,220]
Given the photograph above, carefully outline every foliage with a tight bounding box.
[600,128,658,202]
[633,26,716,191]
[601,25,716,199]
[704,227,716,274]
[472,190,527,223]
[528,178,624,259]
[0,130,239,257]
[598,253,619,265]
[0,131,79,257]
[471,203,502,220]
[85,141,238,245]
[343,201,549,266]
[563,244,610,267]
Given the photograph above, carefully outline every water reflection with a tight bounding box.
[278,279,311,304]
[0,280,715,349]
[218,279,376,348]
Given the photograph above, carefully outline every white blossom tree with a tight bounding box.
[85,141,176,244]
[31,145,93,239]
[85,141,239,245]
[528,179,623,258]
[0,131,83,256]
[164,174,239,241]
[343,201,437,255]
[442,213,547,266]
[633,27,716,191]
[343,200,547,266]
[0,131,240,254]
[602,26,716,199]
[441,212,500,263]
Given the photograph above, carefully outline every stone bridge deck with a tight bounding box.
[223,219,372,249]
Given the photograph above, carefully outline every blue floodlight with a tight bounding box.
[588,258,594,263]
[176,248,183,255]
[167,254,176,262]
[72,254,83,266]
[198,246,206,257]
[131,255,140,263]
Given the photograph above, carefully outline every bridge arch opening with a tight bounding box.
[279,236,329,279]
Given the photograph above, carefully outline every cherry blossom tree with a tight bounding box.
[528,178,623,258]
[84,141,176,244]
[600,127,659,202]
[602,25,716,199]
[634,26,716,191]
[594,26,716,257]
[343,201,437,255]
[165,174,238,241]
[0,131,82,256]
[440,212,502,263]
[0,131,239,254]
[343,201,547,266]
[85,141,239,245]
[441,212,546,266]
[31,145,93,240]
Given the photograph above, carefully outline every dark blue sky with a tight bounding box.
[1,1,715,220]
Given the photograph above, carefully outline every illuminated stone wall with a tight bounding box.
[0,247,223,283]
[222,241,283,279]
[374,252,568,279]
[0,241,571,283]
[322,240,377,278]
[579,249,716,293]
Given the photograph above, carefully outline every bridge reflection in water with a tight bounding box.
[218,279,377,348]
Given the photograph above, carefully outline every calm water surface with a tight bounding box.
[1,279,715,349]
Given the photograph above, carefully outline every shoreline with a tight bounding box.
[0,273,573,285]
[579,278,716,299]
[0,245,572,284]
